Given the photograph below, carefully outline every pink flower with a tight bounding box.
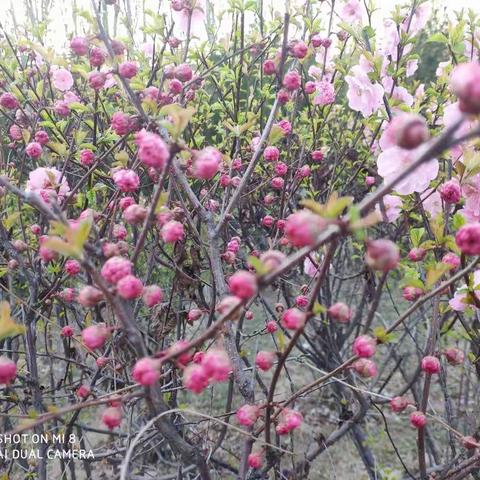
[76,384,91,399]
[61,325,75,337]
[80,149,95,167]
[408,248,426,262]
[117,275,143,300]
[444,348,464,366]
[341,0,363,22]
[276,409,303,435]
[175,63,193,82]
[112,169,140,192]
[118,61,138,79]
[187,308,203,322]
[143,285,163,307]
[365,239,400,272]
[9,124,22,141]
[271,177,284,190]
[264,146,280,162]
[202,349,231,382]
[54,100,70,117]
[82,324,108,350]
[328,302,352,323]
[304,81,316,94]
[132,358,160,386]
[450,62,480,113]
[111,112,131,136]
[65,259,81,276]
[161,220,184,243]
[193,147,222,179]
[291,41,308,59]
[183,364,209,393]
[284,210,326,247]
[421,189,442,218]
[311,150,324,162]
[456,224,480,255]
[390,396,409,413]
[88,71,106,90]
[440,180,461,204]
[89,47,106,67]
[352,335,376,358]
[172,1,205,35]
[352,358,377,377]
[410,411,426,428]
[256,351,276,371]
[0,92,19,109]
[391,113,429,150]
[402,286,423,302]
[283,71,301,91]
[314,81,335,106]
[25,142,42,158]
[281,308,306,330]
[266,320,277,333]
[34,130,49,145]
[276,119,292,135]
[26,167,70,203]
[236,404,260,426]
[52,68,74,91]
[377,147,439,195]
[263,59,276,75]
[0,357,17,384]
[248,452,263,469]
[421,355,441,374]
[229,271,257,300]
[123,204,147,224]
[135,130,169,170]
[101,256,132,284]
[345,66,384,117]
[375,195,403,223]
[102,407,122,430]
[70,37,89,56]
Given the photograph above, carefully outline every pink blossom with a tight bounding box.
[183,364,209,393]
[52,68,74,91]
[375,195,403,223]
[70,37,89,56]
[229,271,257,300]
[118,61,138,79]
[113,169,140,192]
[284,210,326,247]
[65,259,81,276]
[26,167,70,203]
[236,404,260,426]
[248,452,263,469]
[390,396,409,413]
[352,335,376,358]
[25,142,42,158]
[377,146,439,195]
[111,112,131,136]
[341,0,363,22]
[161,220,184,243]
[406,59,419,77]
[202,349,231,382]
[264,146,280,162]
[80,149,95,167]
[281,308,306,330]
[175,63,193,82]
[34,130,49,145]
[82,324,108,350]
[410,411,426,428]
[445,348,464,366]
[314,81,335,106]
[0,357,17,384]
[328,302,352,323]
[88,71,106,90]
[421,189,442,218]
[143,285,163,307]
[283,71,301,91]
[456,224,480,255]
[352,358,377,378]
[440,180,461,204]
[193,147,222,179]
[365,239,399,272]
[421,355,441,374]
[132,358,160,386]
[101,256,132,284]
[117,275,143,300]
[345,66,384,117]
[123,204,147,224]
[0,92,19,109]
[263,59,276,75]
[135,130,169,170]
[256,351,276,371]
[102,407,122,430]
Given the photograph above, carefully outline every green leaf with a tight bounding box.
[160,104,196,140]
[0,302,26,341]
[425,263,451,289]
[247,256,268,275]
[427,32,449,44]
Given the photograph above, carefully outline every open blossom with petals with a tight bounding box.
[314,80,335,106]
[193,147,222,179]
[113,169,140,192]
[377,147,439,195]
[88,71,106,90]
[135,130,169,170]
[132,358,160,386]
[236,404,260,426]
[276,409,303,435]
[26,167,70,203]
[52,68,74,91]
[345,65,384,117]
[375,195,403,223]
[341,0,362,22]
[161,220,184,243]
[118,61,138,79]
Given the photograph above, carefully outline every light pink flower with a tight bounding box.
[375,194,403,223]
[421,189,442,218]
[341,0,363,22]
[172,0,205,34]
[26,167,70,203]
[378,19,400,59]
[463,174,480,218]
[406,59,419,77]
[376,146,439,195]
[403,3,430,35]
[345,66,384,118]
[52,68,74,92]
[314,81,335,106]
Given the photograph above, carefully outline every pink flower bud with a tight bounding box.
[161,220,184,243]
[175,63,193,82]
[444,347,464,366]
[248,452,263,469]
[277,89,290,104]
[76,384,91,399]
[26,142,42,158]
[366,176,375,186]
[328,302,352,323]
[80,149,95,166]
[276,409,303,434]
[311,34,322,47]
[236,404,260,426]
[135,130,169,170]
[169,78,183,94]
[193,147,222,179]
[111,112,132,136]
[89,47,106,67]
[61,325,74,337]
[390,396,409,413]
[402,286,424,302]
[58,288,75,303]
[264,146,280,162]
[117,275,143,300]
[142,285,163,307]
[9,124,23,141]
[305,81,316,94]
[88,71,106,90]
[421,355,441,374]
[352,358,377,378]
[365,239,400,272]
[202,349,231,382]
[295,295,308,308]
[450,62,480,114]
[82,324,108,350]
[102,407,122,430]
[101,256,132,284]
[282,71,301,91]
[281,308,306,330]
[311,150,324,162]
[275,162,288,176]
[0,93,19,110]
[132,357,160,386]
[229,270,257,300]
[439,180,461,204]
[410,411,426,428]
[77,286,104,307]
[118,61,138,79]
[393,113,429,150]
[456,224,480,255]
[284,210,326,247]
[442,252,460,270]
[65,259,81,276]
[256,351,276,371]
[183,363,209,393]
[291,41,308,59]
[407,247,426,262]
[70,37,89,56]
[263,59,276,75]
[260,250,286,272]
[34,130,49,145]
[0,357,17,384]
[187,308,203,323]
[352,335,376,358]
[113,169,140,192]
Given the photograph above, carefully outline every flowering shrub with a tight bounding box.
[1,0,480,479]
